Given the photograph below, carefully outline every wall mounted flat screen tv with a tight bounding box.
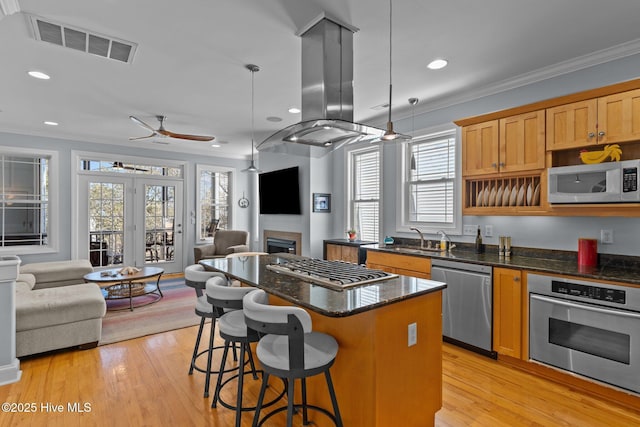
[259,166,302,215]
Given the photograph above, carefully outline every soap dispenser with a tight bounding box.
[440,234,447,252]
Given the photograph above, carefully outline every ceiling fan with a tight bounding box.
[112,162,149,172]
[129,115,214,141]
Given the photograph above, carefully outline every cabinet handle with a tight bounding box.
[588,132,595,139]
[513,276,520,282]
[492,163,498,168]
[598,131,606,139]
[499,162,505,167]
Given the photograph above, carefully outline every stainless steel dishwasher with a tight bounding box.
[431,259,495,357]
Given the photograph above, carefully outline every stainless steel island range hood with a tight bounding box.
[256,14,386,157]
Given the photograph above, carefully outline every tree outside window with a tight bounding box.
[197,166,231,241]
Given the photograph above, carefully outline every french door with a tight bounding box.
[77,176,184,274]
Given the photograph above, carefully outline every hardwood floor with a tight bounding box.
[1,326,639,427]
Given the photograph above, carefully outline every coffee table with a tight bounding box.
[84,266,164,311]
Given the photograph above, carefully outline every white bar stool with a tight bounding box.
[184,264,236,397]
[243,289,343,427]
[206,276,260,426]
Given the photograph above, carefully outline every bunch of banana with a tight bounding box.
[579,144,622,164]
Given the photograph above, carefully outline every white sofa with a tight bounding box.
[15,260,106,357]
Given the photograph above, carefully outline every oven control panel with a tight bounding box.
[552,280,626,304]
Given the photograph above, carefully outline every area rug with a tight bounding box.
[99,277,202,345]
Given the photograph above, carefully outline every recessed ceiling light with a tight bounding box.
[28,70,51,80]
[266,116,282,122]
[288,107,301,114]
[427,59,448,70]
[211,143,221,148]
[44,121,58,126]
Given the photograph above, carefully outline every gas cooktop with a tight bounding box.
[266,258,398,291]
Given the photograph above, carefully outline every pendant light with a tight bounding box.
[381,0,410,141]
[409,97,418,170]
[242,64,261,173]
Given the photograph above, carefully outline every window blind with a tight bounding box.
[352,149,380,241]
[408,132,456,224]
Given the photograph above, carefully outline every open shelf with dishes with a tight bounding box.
[463,173,546,214]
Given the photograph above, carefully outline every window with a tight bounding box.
[196,165,232,242]
[403,129,459,232]
[0,149,57,253]
[89,182,124,267]
[80,159,182,177]
[349,147,381,242]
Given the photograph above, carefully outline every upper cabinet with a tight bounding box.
[597,89,640,145]
[462,120,499,176]
[546,100,597,150]
[456,78,640,216]
[499,111,546,173]
[462,111,545,177]
[547,88,640,150]
[462,111,546,213]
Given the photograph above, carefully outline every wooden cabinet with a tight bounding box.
[457,78,640,217]
[597,89,640,144]
[499,111,546,172]
[326,243,359,264]
[462,120,499,176]
[463,111,545,177]
[462,112,546,214]
[546,99,597,150]
[323,239,378,264]
[366,251,431,279]
[493,267,524,359]
[547,88,640,150]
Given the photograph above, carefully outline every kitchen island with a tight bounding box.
[200,254,446,427]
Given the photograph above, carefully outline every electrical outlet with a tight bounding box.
[463,225,477,236]
[484,225,493,238]
[601,229,614,244]
[408,323,417,347]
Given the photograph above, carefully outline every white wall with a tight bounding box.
[256,146,338,258]
[257,150,310,254]
[0,132,251,265]
[308,153,334,258]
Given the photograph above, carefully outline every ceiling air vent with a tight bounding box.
[27,14,137,63]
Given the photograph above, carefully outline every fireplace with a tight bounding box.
[263,230,302,255]
[266,237,296,254]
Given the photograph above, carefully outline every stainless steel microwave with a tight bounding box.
[548,160,640,203]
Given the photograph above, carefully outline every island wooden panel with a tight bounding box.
[269,289,443,427]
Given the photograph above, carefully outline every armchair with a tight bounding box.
[194,230,250,263]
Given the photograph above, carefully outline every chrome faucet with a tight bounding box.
[410,227,425,249]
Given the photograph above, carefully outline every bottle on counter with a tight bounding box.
[475,227,483,253]
[440,237,447,251]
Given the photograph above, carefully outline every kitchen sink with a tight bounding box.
[391,246,443,255]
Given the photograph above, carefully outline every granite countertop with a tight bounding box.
[199,253,446,318]
[324,238,379,247]
[367,244,640,286]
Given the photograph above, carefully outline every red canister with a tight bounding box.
[578,238,598,267]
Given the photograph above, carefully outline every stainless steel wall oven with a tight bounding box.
[528,273,640,394]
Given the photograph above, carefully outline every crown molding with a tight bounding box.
[391,37,640,125]
[0,0,20,19]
